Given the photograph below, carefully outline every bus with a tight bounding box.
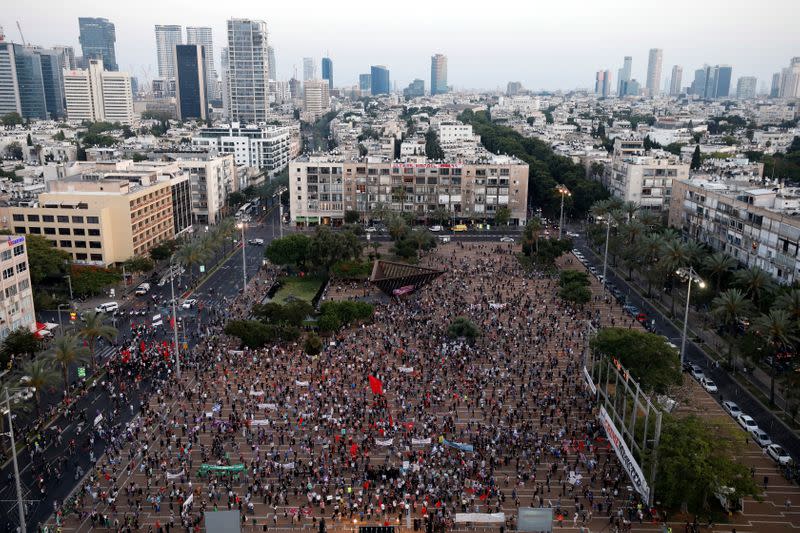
[236,203,252,220]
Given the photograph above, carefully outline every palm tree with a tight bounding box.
[703,252,737,292]
[753,309,799,405]
[18,358,58,413]
[78,311,117,369]
[619,221,645,278]
[733,266,776,310]
[176,241,211,284]
[46,334,90,394]
[660,239,690,316]
[711,289,754,369]
[589,199,616,221]
[776,289,800,325]
[637,233,664,296]
[637,210,661,230]
[621,201,640,222]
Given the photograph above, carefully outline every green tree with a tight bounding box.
[227,191,246,208]
[123,256,155,273]
[264,234,313,269]
[344,210,361,224]
[46,334,90,393]
[4,141,23,160]
[1,112,23,126]
[303,333,323,355]
[702,252,737,293]
[776,288,800,326]
[70,266,122,297]
[494,207,511,226]
[149,240,178,262]
[26,234,71,286]
[18,358,58,413]
[309,227,362,271]
[733,266,776,310]
[175,240,211,283]
[131,152,147,162]
[424,129,445,160]
[753,309,798,405]
[711,289,754,369]
[590,328,682,394]
[690,145,702,170]
[559,282,591,305]
[26,133,33,146]
[447,316,480,342]
[78,311,118,370]
[0,328,40,367]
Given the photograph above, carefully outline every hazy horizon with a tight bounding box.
[3,0,797,92]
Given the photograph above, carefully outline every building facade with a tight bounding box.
[303,57,315,81]
[174,44,208,121]
[370,65,390,95]
[303,79,330,121]
[185,26,218,100]
[431,53,447,95]
[226,19,270,123]
[359,74,371,94]
[617,56,632,95]
[736,76,757,100]
[192,123,295,176]
[669,65,682,95]
[0,43,48,120]
[154,25,183,80]
[645,48,663,96]
[289,155,529,226]
[64,59,134,124]
[403,79,424,98]
[78,17,117,71]
[0,235,35,341]
[267,46,276,81]
[321,57,333,90]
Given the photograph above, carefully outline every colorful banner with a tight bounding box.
[598,407,650,502]
[443,439,474,452]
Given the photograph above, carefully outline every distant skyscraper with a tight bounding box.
[771,72,782,97]
[225,18,270,123]
[303,57,315,81]
[619,79,641,97]
[779,57,800,98]
[174,44,207,121]
[186,27,219,100]
[52,45,77,70]
[267,46,276,81]
[359,74,371,94]
[220,46,229,118]
[403,79,425,98]
[690,67,707,96]
[0,43,48,119]
[430,53,447,95]
[617,56,632,95]
[64,59,133,124]
[33,48,66,119]
[78,17,118,71]
[736,76,757,99]
[321,57,333,90]
[703,65,732,99]
[289,77,301,100]
[155,25,183,80]
[669,65,682,95]
[595,70,611,97]
[370,65,390,95]
[303,79,330,119]
[645,48,663,96]
[506,81,523,96]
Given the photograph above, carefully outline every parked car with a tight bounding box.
[451,224,468,232]
[248,238,265,245]
[500,236,515,243]
[134,283,151,296]
[429,225,443,232]
[365,226,378,233]
[737,414,759,432]
[722,401,742,418]
[766,443,793,465]
[690,366,705,381]
[566,231,580,238]
[749,428,772,447]
[95,302,119,314]
[182,298,198,309]
[700,377,718,393]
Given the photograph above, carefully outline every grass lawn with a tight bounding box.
[272,276,325,304]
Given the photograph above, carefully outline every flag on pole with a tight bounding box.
[368,375,384,395]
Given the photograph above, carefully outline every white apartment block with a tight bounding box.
[64,59,134,124]
[154,25,183,80]
[176,155,236,224]
[303,79,330,121]
[670,177,800,284]
[226,19,270,123]
[289,155,529,226]
[0,235,35,341]
[192,123,294,177]
[603,137,689,211]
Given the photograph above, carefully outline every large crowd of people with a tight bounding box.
[45,242,654,533]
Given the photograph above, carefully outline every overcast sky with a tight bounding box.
[4,0,797,92]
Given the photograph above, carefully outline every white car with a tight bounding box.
[566,232,580,238]
[749,428,772,447]
[429,225,443,232]
[365,227,378,233]
[182,298,198,309]
[248,238,265,245]
[134,282,151,296]
[766,444,793,465]
[700,377,718,393]
[690,366,705,381]
[95,302,119,314]
[722,401,742,418]
[500,236,515,243]
[737,414,759,432]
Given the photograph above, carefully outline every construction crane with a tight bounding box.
[16,21,26,45]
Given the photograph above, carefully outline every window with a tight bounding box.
[87,216,99,224]
[12,214,24,222]
[57,215,69,223]
[5,285,17,298]
[13,227,25,234]
[74,241,86,248]
[3,267,14,279]
[13,245,23,256]
[0,251,10,261]
[29,227,41,234]
[18,279,29,291]
[75,253,87,261]
[73,228,85,236]
[72,216,84,223]
[27,214,40,222]
[42,215,54,222]
[16,262,26,273]
[89,241,102,249]
[44,227,55,235]
[60,240,72,247]
[90,253,103,261]
[58,227,70,235]
[88,229,100,236]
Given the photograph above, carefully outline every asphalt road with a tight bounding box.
[572,233,800,463]
[0,207,286,532]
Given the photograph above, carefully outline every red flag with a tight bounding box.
[350,443,358,458]
[368,376,384,395]
[479,492,488,501]
[140,340,146,353]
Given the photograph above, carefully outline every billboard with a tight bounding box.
[598,406,650,502]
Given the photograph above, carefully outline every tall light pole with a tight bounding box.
[57,303,70,332]
[676,266,705,367]
[169,254,181,379]
[64,274,73,301]
[237,222,247,290]
[556,185,571,240]
[601,214,613,292]
[3,387,27,533]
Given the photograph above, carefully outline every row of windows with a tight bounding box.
[12,214,99,224]
[2,262,27,280]
[0,246,25,262]
[2,278,30,299]
[13,226,100,237]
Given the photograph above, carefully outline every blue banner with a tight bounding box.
[443,439,474,452]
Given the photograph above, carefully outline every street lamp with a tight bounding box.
[676,266,705,367]
[601,214,615,293]
[556,185,571,240]
[168,254,181,379]
[64,274,73,301]
[237,222,247,290]
[57,303,70,332]
[2,385,32,533]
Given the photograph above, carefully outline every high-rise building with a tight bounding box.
[595,70,611,97]
[64,59,134,124]
[220,46,229,118]
[186,27,219,100]
[702,65,732,99]
[78,17,117,71]
[619,79,640,97]
[303,79,330,120]
[736,76,757,100]
[0,235,35,341]
[303,57,315,81]
[154,25,183,80]
[359,73,371,94]
[779,57,800,98]
[506,81,523,96]
[33,48,66,119]
[645,48,663,96]
[289,77,301,100]
[52,45,76,70]
[370,65,390,95]
[321,57,333,90]
[771,72,782,98]
[430,53,447,95]
[403,79,425,98]
[174,44,208,121]
[0,43,49,120]
[225,18,270,123]
[669,65,682,95]
[617,56,632,95]
[267,46,276,81]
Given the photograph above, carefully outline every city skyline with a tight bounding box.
[3,0,797,91]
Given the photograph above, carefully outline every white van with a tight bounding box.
[95,302,119,314]
[135,283,151,296]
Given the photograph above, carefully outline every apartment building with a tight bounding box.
[64,59,134,124]
[0,235,35,341]
[289,155,529,226]
[603,137,689,211]
[192,123,296,176]
[303,80,330,121]
[670,177,800,284]
[1,162,191,266]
